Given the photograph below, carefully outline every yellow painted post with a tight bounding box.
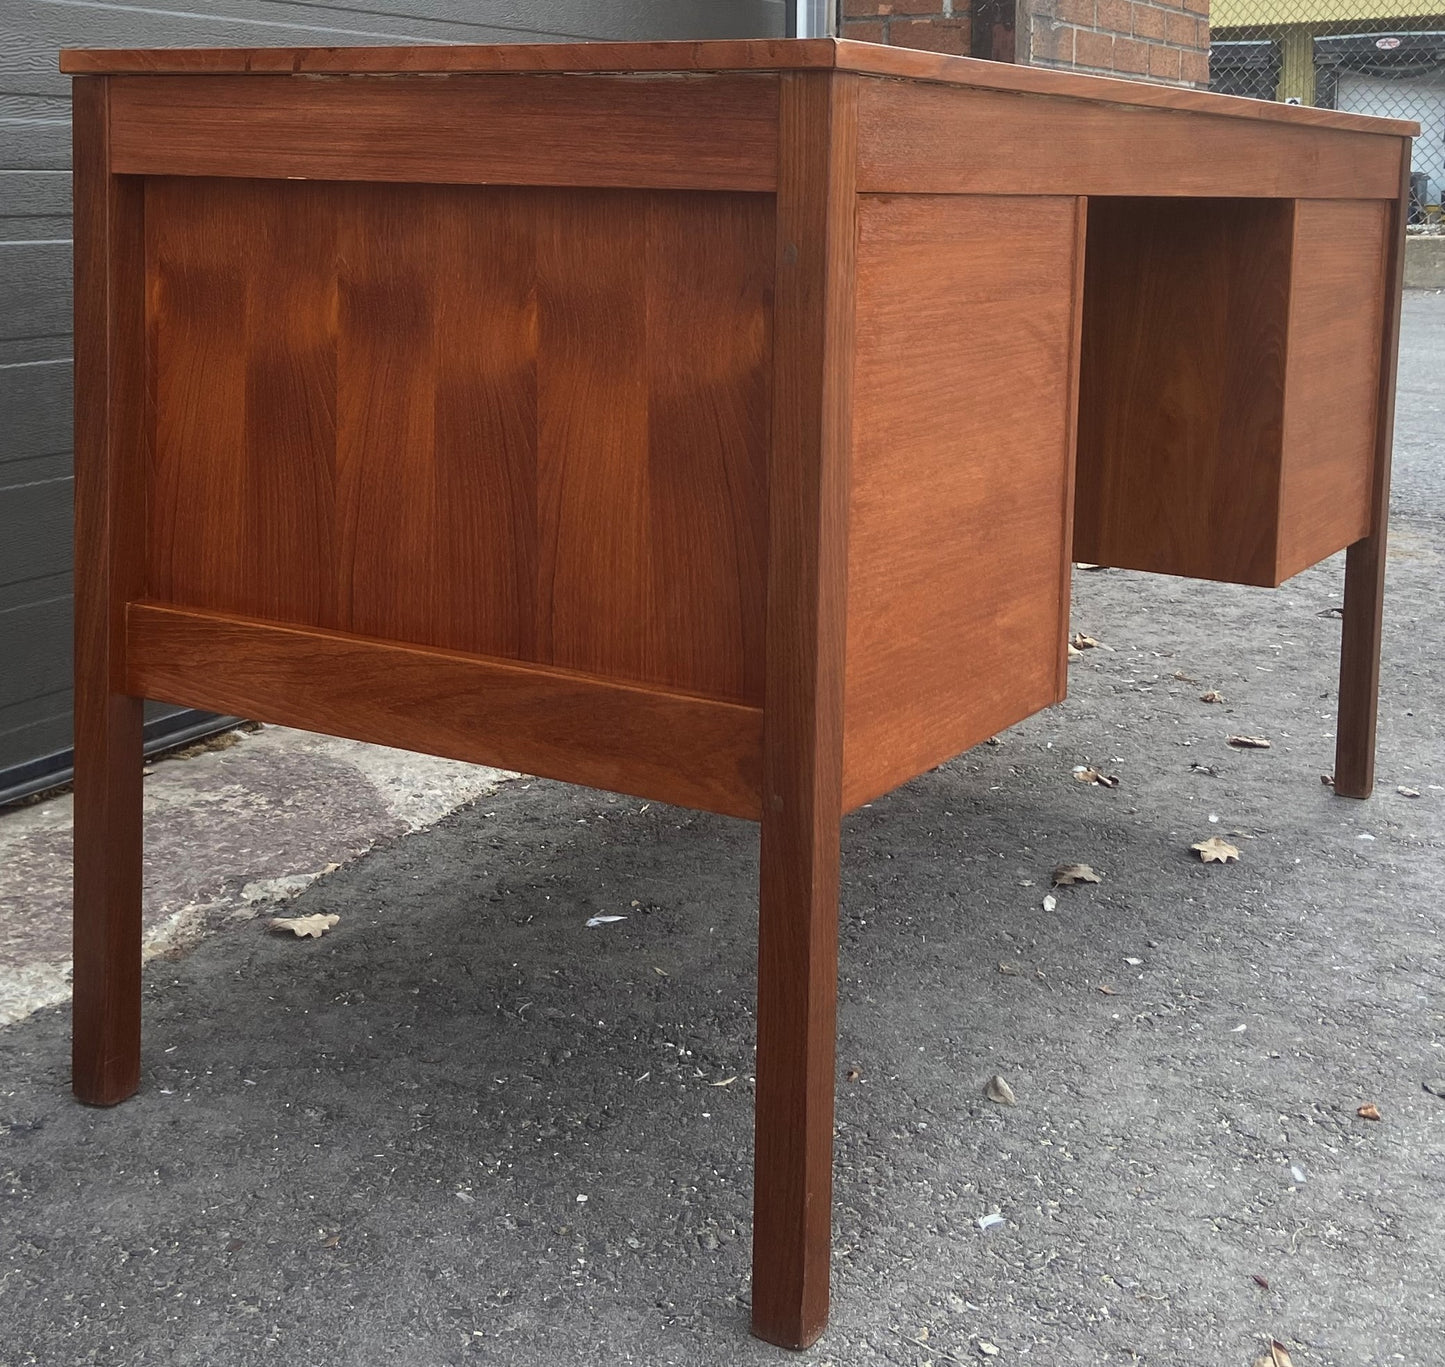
[1276,25,1318,105]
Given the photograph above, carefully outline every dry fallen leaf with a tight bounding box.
[1227,734,1272,750]
[1252,1339,1294,1367]
[998,961,1021,976]
[709,1076,737,1088]
[846,1067,862,1083]
[1192,836,1240,864]
[1252,1273,1271,1290]
[1321,773,1335,786]
[1199,690,1225,704]
[1067,642,1083,660]
[1052,863,1102,886]
[1173,670,1198,683]
[1398,785,1421,798]
[1357,1102,1382,1121]
[1071,631,1102,651]
[985,1074,1017,1106]
[1096,984,1118,996]
[1073,767,1121,788]
[268,913,339,939]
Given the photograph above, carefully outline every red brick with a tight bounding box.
[1096,0,1132,35]
[1114,35,1151,72]
[1031,20,1077,63]
[1181,0,1209,14]
[1164,9,1202,44]
[890,16,972,52]
[1148,41,1183,78]
[842,18,888,40]
[1131,3,1166,40]
[1180,47,1210,83]
[1074,27,1115,68]
[1053,0,1094,22]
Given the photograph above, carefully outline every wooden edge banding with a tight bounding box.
[60,39,1418,137]
[125,604,763,819]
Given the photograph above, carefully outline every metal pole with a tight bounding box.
[787,0,833,38]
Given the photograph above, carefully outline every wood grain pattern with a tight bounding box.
[1335,167,1410,799]
[1073,197,1294,587]
[109,74,780,192]
[1275,199,1390,580]
[126,604,764,819]
[71,76,146,1107]
[751,69,856,1352]
[145,177,772,705]
[59,39,1419,137]
[842,194,1083,811]
[856,80,1407,200]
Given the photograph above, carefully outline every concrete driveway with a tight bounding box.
[1,292,1442,1367]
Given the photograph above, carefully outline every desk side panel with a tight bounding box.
[842,193,1081,811]
[143,177,772,707]
[856,78,1402,200]
[1275,199,1390,581]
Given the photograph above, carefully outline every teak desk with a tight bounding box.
[64,39,1413,1347]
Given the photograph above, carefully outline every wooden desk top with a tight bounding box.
[61,38,1419,139]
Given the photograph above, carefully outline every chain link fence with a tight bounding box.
[1208,0,1445,227]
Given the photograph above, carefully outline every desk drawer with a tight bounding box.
[1073,196,1391,587]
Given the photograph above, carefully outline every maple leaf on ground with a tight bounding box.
[268,913,339,939]
[1191,836,1240,864]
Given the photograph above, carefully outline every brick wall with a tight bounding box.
[839,0,1211,87]
[1026,0,1209,85]
[840,2,973,56]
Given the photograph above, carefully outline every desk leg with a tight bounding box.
[72,696,144,1106]
[1333,164,1407,801]
[72,76,146,1106]
[751,787,841,1348]
[750,70,854,1347]
[1334,532,1387,798]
